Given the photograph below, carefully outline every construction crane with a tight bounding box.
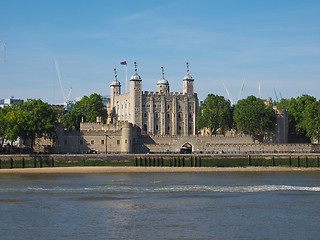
[273,88,279,102]
[223,79,246,105]
[0,42,6,62]
[258,81,261,98]
[54,59,73,108]
[237,78,245,102]
[222,83,235,105]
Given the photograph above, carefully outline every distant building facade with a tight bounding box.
[0,97,24,108]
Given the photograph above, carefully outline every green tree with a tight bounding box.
[0,108,6,151]
[4,109,31,150]
[23,99,58,148]
[276,98,290,110]
[304,101,320,143]
[287,94,316,136]
[234,95,275,142]
[197,94,233,134]
[62,93,107,130]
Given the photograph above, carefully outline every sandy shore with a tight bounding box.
[0,166,320,174]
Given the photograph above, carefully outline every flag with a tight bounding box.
[120,61,127,65]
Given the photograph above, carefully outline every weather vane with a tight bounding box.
[134,61,137,72]
[161,66,165,77]
[114,67,117,79]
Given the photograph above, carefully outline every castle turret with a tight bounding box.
[157,66,170,94]
[130,61,142,129]
[121,122,132,153]
[110,67,121,107]
[183,61,194,95]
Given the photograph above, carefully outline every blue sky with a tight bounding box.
[0,0,320,104]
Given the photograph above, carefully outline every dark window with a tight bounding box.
[101,140,104,144]
[155,125,159,130]
[125,139,128,143]
[167,105,170,109]
[189,126,192,131]
[179,126,181,131]
[91,140,94,145]
[117,140,120,144]
[167,113,170,118]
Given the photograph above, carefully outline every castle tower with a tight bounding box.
[183,61,194,95]
[121,122,132,153]
[157,66,170,94]
[130,61,142,129]
[110,67,121,107]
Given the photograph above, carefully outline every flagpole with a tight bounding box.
[125,60,128,93]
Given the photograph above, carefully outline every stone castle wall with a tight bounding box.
[139,135,312,153]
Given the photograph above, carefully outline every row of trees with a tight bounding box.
[196,94,276,141]
[277,95,320,143]
[0,99,58,152]
[0,94,108,153]
[197,93,320,143]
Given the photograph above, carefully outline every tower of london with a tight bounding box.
[108,62,198,136]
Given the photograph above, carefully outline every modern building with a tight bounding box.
[0,97,24,108]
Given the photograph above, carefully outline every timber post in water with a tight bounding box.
[10,158,13,169]
[306,156,308,168]
[52,158,54,167]
[248,155,251,166]
[289,156,291,167]
[297,156,300,168]
[34,157,37,168]
[22,158,25,168]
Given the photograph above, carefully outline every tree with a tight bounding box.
[304,101,320,143]
[196,94,233,134]
[62,93,107,130]
[234,95,275,142]
[287,94,316,135]
[0,108,6,151]
[23,99,58,148]
[276,98,290,110]
[4,109,31,150]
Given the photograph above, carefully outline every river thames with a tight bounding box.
[1,171,320,239]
